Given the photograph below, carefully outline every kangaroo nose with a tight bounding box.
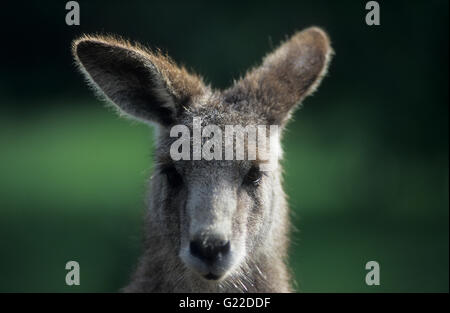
[190,236,231,265]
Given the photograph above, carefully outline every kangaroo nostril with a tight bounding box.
[189,238,231,265]
[221,241,231,255]
[189,240,203,259]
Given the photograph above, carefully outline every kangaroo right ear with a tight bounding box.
[72,35,206,126]
[225,27,332,126]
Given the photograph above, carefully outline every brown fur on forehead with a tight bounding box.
[182,93,266,125]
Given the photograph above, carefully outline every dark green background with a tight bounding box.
[0,0,448,292]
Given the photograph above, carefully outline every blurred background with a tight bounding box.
[0,0,448,292]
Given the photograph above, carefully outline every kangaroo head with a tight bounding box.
[73,27,332,283]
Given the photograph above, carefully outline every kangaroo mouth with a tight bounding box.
[179,242,242,282]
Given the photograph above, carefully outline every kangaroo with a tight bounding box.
[72,27,332,292]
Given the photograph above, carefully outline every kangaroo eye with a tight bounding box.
[161,166,183,188]
[243,166,262,187]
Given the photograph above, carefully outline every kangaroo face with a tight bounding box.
[154,104,282,280]
[72,27,332,282]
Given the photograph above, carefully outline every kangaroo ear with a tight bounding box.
[226,27,333,125]
[72,35,206,126]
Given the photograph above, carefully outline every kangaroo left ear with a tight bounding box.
[225,27,333,126]
[72,35,206,127]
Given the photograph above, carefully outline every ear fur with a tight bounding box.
[225,27,333,125]
[72,35,206,126]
